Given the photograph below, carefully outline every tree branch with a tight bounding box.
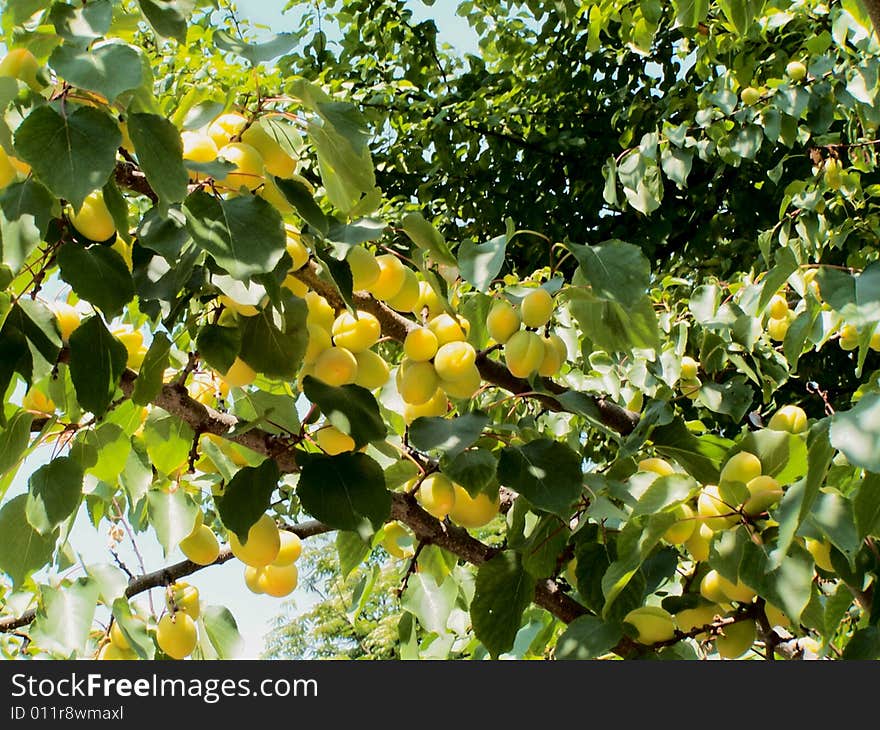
[862,0,880,38]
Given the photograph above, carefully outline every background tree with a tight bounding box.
[0,0,879,662]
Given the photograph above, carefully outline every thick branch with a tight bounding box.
[863,0,880,38]
[0,520,332,634]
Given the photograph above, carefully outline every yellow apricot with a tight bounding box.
[0,146,16,189]
[285,225,310,270]
[433,341,477,381]
[438,364,482,399]
[385,267,421,312]
[662,503,696,545]
[228,513,281,567]
[403,389,448,424]
[404,327,439,362]
[282,273,309,297]
[504,330,545,378]
[685,523,714,562]
[207,112,248,147]
[331,311,381,352]
[305,291,336,331]
[257,563,299,597]
[769,294,789,319]
[156,613,198,660]
[639,457,676,476]
[766,404,808,434]
[715,619,756,659]
[397,359,440,405]
[381,521,415,559]
[537,335,564,377]
[487,299,521,344]
[448,484,500,529]
[312,346,359,387]
[71,191,116,242]
[179,524,221,566]
[417,281,445,318]
[216,142,264,191]
[259,174,295,214]
[0,48,42,90]
[697,485,738,531]
[417,473,457,519]
[368,254,407,301]
[22,388,55,414]
[303,324,332,364]
[353,349,390,389]
[241,121,297,178]
[244,565,265,594]
[427,313,469,345]
[52,303,81,342]
[217,294,260,317]
[520,288,554,328]
[272,531,302,566]
[315,425,356,455]
[680,356,699,381]
[767,315,791,341]
[219,357,257,388]
[181,131,219,164]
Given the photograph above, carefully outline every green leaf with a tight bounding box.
[817,262,880,328]
[239,293,308,379]
[302,375,387,449]
[196,324,240,375]
[738,428,808,485]
[555,616,623,659]
[651,418,730,483]
[49,0,112,43]
[49,40,144,102]
[297,452,390,535]
[809,491,859,562]
[0,178,57,241]
[213,30,298,65]
[85,563,128,607]
[408,412,488,458]
[131,332,171,406]
[14,104,121,210]
[68,315,128,417]
[9,298,63,366]
[29,578,98,658]
[0,205,40,277]
[26,456,83,535]
[0,494,57,588]
[568,291,660,352]
[458,234,508,292]
[128,113,188,207]
[215,459,280,543]
[0,411,34,487]
[136,205,190,258]
[632,474,698,517]
[517,513,570,579]
[842,627,880,659]
[274,177,329,235]
[336,530,371,579]
[401,572,458,635]
[401,212,457,267]
[56,244,134,318]
[110,596,155,659]
[470,551,536,658]
[497,439,583,518]
[441,449,497,497]
[143,408,194,476]
[566,240,650,308]
[71,423,131,484]
[200,605,245,659]
[854,472,880,540]
[183,190,286,279]
[146,487,199,557]
[830,393,880,472]
[138,0,191,43]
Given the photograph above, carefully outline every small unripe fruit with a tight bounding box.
[504,330,545,378]
[448,485,500,528]
[520,288,554,328]
[417,473,457,519]
[368,254,407,301]
[228,513,281,567]
[680,356,699,381]
[786,60,807,82]
[487,299,521,344]
[740,86,761,106]
[354,349,390,390]
[312,346,359,387]
[156,612,198,660]
[346,246,380,290]
[623,606,677,645]
[404,327,439,362]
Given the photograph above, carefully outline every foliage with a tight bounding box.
[1,0,880,662]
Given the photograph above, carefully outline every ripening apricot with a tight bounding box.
[71,191,116,242]
[438,364,482,399]
[99,641,136,660]
[353,349,390,389]
[767,315,791,342]
[229,513,281,567]
[368,254,407,301]
[662,503,696,545]
[685,522,714,562]
[427,313,469,345]
[285,225,310,270]
[283,272,309,297]
[216,142,265,191]
[674,603,720,636]
[638,457,675,476]
[241,121,297,178]
[315,425,355,455]
[715,619,756,659]
[381,521,415,559]
[743,475,783,515]
[804,537,834,572]
[839,323,859,351]
[417,473,457,519]
[331,311,381,352]
[448,484,500,528]
[305,291,336,331]
[680,356,699,381]
[179,524,221,566]
[0,48,43,90]
[417,281,445,318]
[259,174,295,214]
[110,621,134,651]
[520,288,554,328]
[312,346,358,387]
[767,404,808,434]
[487,298,521,344]
[397,360,440,405]
[257,562,299,597]
[699,569,730,604]
[715,574,756,604]
[166,582,200,620]
[111,326,147,370]
[537,334,564,377]
[769,294,789,320]
[181,131,219,164]
[504,330,545,378]
[156,612,198,660]
[403,388,448,424]
[386,267,421,313]
[719,452,762,488]
[347,246,380,290]
[433,341,477,381]
[0,147,17,190]
[207,111,248,147]
[272,531,302,566]
[697,485,737,531]
[404,327,439,362]
[219,357,257,388]
[244,565,265,594]
[22,388,55,415]
[623,606,677,645]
